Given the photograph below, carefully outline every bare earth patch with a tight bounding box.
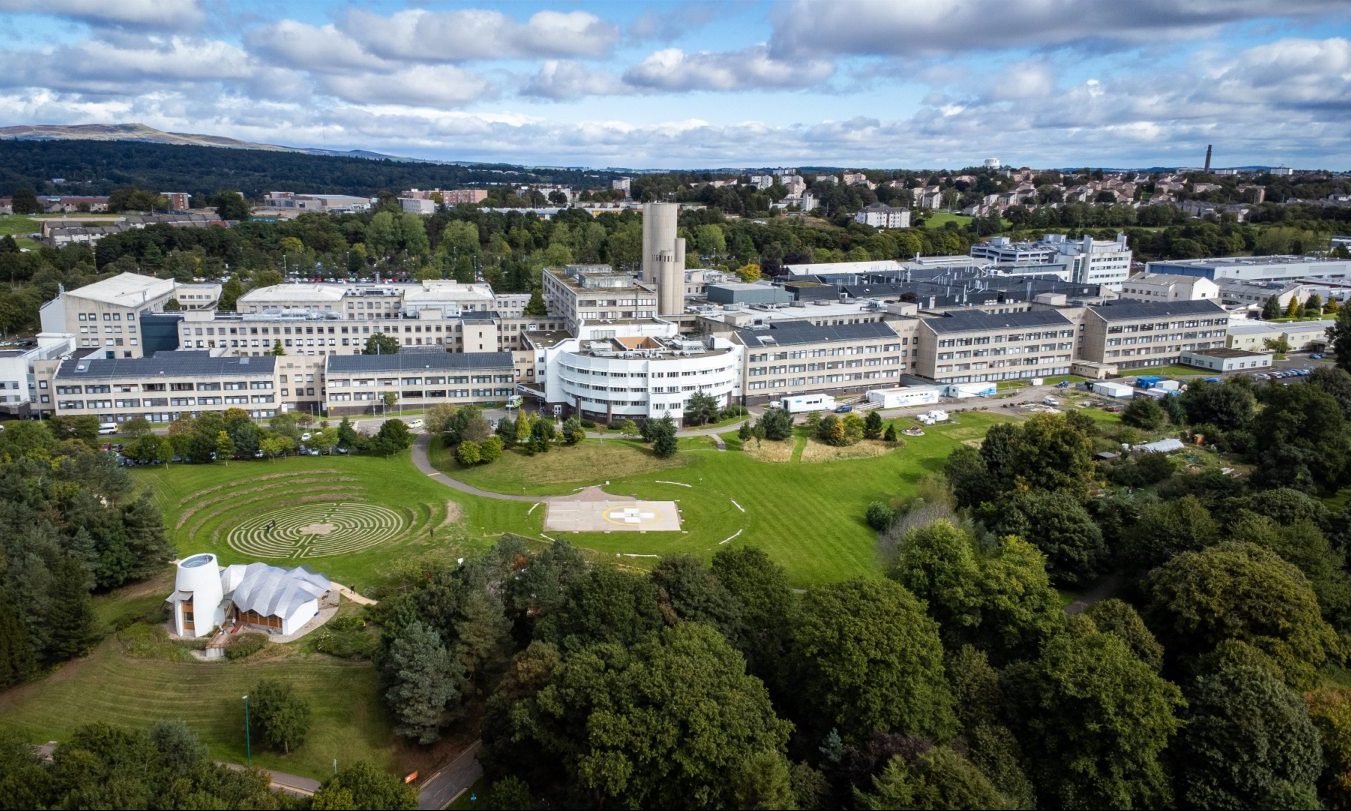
[299,523,335,535]
[799,439,900,463]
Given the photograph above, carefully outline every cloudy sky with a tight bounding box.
[1,0,1349,169]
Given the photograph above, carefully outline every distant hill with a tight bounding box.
[0,122,428,163]
[0,138,621,198]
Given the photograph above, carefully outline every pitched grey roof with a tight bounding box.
[922,310,1072,334]
[1088,299,1227,322]
[55,352,274,380]
[326,351,513,373]
[735,320,899,347]
[228,563,330,618]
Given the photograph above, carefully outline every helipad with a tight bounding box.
[545,499,682,532]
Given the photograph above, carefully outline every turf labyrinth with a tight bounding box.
[227,502,405,558]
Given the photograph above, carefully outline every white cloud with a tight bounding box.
[770,0,1351,57]
[985,60,1057,101]
[245,21,391,74]
[624,45,833,91]
[319,65,495,108]
[341,8,618,62]
[0,0,204,30]
[522,61,630,101]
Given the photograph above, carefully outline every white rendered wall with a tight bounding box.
[174,554,225,639]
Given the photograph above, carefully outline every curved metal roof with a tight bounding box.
[228,563,330,618]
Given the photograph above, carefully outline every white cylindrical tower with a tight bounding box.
[173,553,224,638]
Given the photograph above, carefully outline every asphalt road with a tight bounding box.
[417,741,484,811]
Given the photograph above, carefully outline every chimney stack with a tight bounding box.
[1204,145,1213,173]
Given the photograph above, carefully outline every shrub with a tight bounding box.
[866,502,897,532]
[456,440,482,466]
[479,435,503,463]
[226,633,267,661]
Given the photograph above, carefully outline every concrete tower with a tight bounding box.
[1204,145,1213,172]
[642,202,686,316]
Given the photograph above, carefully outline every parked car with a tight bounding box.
[1311,353,1325,360]
[407,418,426,430]
[834,405,853,413]
[1042,396,1060,406]
[1055,380,1071,389]
[300,432,313,442]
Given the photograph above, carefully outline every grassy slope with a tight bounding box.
[433,412,1017,585]
[135,453,536,593]
[0,635,393,779]
[0,215,39,248]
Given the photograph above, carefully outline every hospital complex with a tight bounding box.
[5,203,1346,424]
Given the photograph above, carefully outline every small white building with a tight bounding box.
[1092,381,1134,399]
[1180,348,1273,373]
[1118,273,1220,303]
[867,386,943,409]
[167,554,335,638]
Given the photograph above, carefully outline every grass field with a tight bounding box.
[135,454,535,593]
[921,212,972,229]
[0,634,394,779]
[0,215,39,248]
[431,412,1017,585]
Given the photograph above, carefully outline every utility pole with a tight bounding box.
[242,694,251,765]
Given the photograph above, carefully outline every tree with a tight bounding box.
[864,410,884,440]
[121,416,152,438]
[249,677,311,754]
[1004,618,1183,809]
[1174,642,1322,809]
[649,414,678,458]
[855,747,1010,811]
[48,415,101,448]
[560,416,586,445]
[312,761,416,810]
[1085,599,1164,671]
[791,578,955,743]
[710,546,797,686]
[757,408,794,441]
[364,333,400,355]
[734,263,763,282]
[211,191,250,221]
[1145,542,1337,684]
[981,491,1105,585]
[1331,306,1351,373]
[1121,396,1166,430]
[1305,686,1351,808]
[883,423,898,443]
[1251,383,1351,492]
[269,339,284,356]
[369,419,412,456]
[683,391,720,426]
[258,436,290,459]
[384,622,466,744]
[337,417,359,450]
[1307,366,1351,418]
[10,186,41,215]
[731,749,796,810]
[650,555,745,643]
[1179,379,1256,432]
[483,624,792,810]
[1287,296,1303,318]
[524,288,547,316]
[618,418,639,437]
[479,435,503,463]
[214,430,235,463]
[536,567,663,650]
[456,440,481,465]
[1263,295,1283,320]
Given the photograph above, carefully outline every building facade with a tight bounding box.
[913,310,1077,384]
[322,352,515,416]
[43,352,279,423]
[39,272,178,359]
[736,320,915,401]
[1079,300,1229,368]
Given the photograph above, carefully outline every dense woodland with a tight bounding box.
[350,367,1351,810]
[0,140,619,199]
[0,420,174,688]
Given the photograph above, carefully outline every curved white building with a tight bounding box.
[536,324,742,420]
[168,553,225,639]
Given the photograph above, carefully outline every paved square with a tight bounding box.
[545,499,682,532]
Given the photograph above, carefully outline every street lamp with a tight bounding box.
[242,694,252,764]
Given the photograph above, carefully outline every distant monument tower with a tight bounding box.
[1204,145,1213,172]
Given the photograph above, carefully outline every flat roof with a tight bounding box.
[735,320,898,347]
[239,284,345,304]
[56,353,274,380]
[68,272,175,307]
[1152,255,1351,268]
[1088,299,1227,321]
[326,351,513,373]
[923,309,1071,334]
[1185,348,1271,359]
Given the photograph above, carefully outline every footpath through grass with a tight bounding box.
[432,412,1017,585]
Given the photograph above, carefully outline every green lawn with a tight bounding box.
[430,413,1017,585]
[134,453,536,594]
[921,212,973,229]
[1119,365,1210,378]
[0,635,393,780]
[0,214,39,248]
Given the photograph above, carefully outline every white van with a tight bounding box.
[98,422,118,435]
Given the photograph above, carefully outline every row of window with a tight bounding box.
[747,344,903,362]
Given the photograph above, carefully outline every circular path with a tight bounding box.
[226,502,405,558]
